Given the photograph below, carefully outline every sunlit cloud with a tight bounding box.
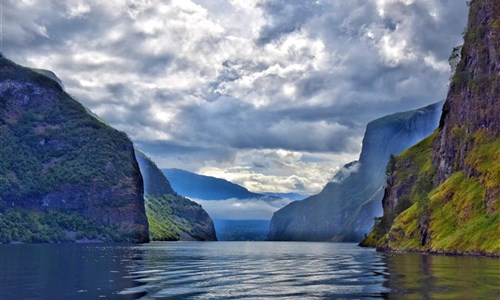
[192,197,293,220]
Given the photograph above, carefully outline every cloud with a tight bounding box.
[256,0,324,45]
[196,148,360,194]
[192,197,292,220]
[3,0,468,194]
[331,161,361,183]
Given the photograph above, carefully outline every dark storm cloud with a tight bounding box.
[171,98,360,153]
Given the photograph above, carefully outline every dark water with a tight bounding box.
[1,242,499,299]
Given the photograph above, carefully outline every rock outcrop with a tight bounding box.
[268,102,443,241]
[0,54,149,243]
[362,0,499,256]
[135,152,217,241]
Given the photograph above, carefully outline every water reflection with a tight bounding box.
[121,242,389,299]
[1,242,499,299]
[382,252,500,299]
[0,243,147,299]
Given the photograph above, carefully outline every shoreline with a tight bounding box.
[370,246,500,259]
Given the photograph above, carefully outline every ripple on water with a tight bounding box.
[2,242,497,299]
[119,242,391,299]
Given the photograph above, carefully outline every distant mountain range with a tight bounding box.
[163,168,264,200]
[162,168,301,241]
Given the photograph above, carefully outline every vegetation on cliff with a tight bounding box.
[362,131,499,254]
[145,194,216,241]
[0,209,121,244]
[0,55,149,243]
[135,152,217,241]
[362,0,499,255]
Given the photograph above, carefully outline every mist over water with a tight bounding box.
[1,242,499,299]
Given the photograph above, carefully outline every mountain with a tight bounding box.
[0,55,149,243]
[163,168,289,241]
[361,0,499,256]
[268,101,443,242]
[163,168,264,200]
[135,152,217,241]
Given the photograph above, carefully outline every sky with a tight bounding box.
[193,197,292,220]
[3,0,468,195]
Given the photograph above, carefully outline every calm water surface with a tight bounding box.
[1,242,499,299]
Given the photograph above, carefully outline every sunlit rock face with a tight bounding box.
[268,101,443,242]
[135,152,217,241]
[0,54,149,243]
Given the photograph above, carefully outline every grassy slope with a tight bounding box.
[145,195,184,241]
[361,132,436,247]
[362,130,500,254]
[145,194,214,241]
[135,151,216,241]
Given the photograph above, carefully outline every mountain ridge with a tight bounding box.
[163,168,266,200]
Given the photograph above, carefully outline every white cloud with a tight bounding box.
[379,34,415,66]
[331,161,360,183]
[192,197,292,220]
[3,0,467,194]
[198,148,359,194]
[64,0,91,19]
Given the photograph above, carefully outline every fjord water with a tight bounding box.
[1,242,498,299]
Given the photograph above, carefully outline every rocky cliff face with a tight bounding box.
[0,55,149,243]
[135,152,217,241]
[435,0,500,192]
[267,102,443,242]
[362,0,499,256]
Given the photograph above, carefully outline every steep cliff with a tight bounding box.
[362,0,499,256]
[136,152,175,197]
[0,55,149,243]
[268,102,443,241]
[135,152,217,241]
